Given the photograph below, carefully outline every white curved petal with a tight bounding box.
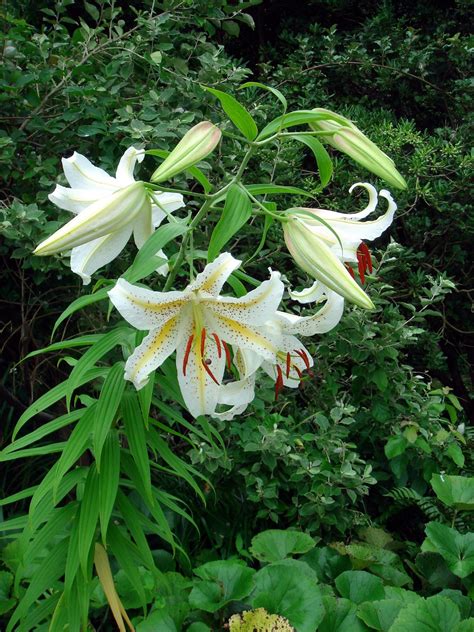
[108,278,187,330]
[115,147,145,185]
[234,347,263,379]
[289,281,327,304]
[213,374,256,421]
[35,182,148,255]
[151,192,185,227]
[280,291,345,336]
[70,225,132,285]
[48,184,101,214]
[176,319,226,418]
[206,271,284,326]
[132,204,154,249]
[62,152,117,191]
[205,310,279,362]
[155,249,169,276]
[188,252,241,296]
[312,182,378,222]
[125,315,181,389]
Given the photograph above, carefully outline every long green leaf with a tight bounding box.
[3,410,82,455]
[246,183,314,197]
[22,335,103,361]
[17,593,60,632]
[0,485,38,507]
[204,86,258,140]
[66,328,128,409]
[52,287,110,337]
[285,133,333,187]
[93,362,125,469]
[208,184,252,262]
[123,221,188,283]
[239,81,287,112]
[115,491,155,570]
[108,523,148,608]
[257,109,347,140]
[121,393,153,505]
[0,443,66,461]
[77,465,100,576]
[99,431,120,544]
[13,367,105,440]
[29,465,86,526]
[24,503,77,563]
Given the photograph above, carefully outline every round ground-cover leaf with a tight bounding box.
[251,560,324,632]
[335,571,385,604]
[389,595,461,632]
[431,474,474,510]
[189,560,255,613]
[301,547,351,583]
[187,624,212,632]
[436,590,473,620]
[250,529,316,563]
[384,586,422,606]
[424,522,474,578]
[137,611,178,632]
[357,599,406,631]
[318,597,368,632]
[457,620,474,632]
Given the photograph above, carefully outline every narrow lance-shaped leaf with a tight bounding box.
[121,393,153,506]
[52,287,110,338]
[285,133,333,187]
[203,85,258,140]
[99,431,121,544]
[94,543,135,632]
[108,524,148,608]
[93,362,125,469]
[208,184,252,262]
[239,81,288,112]
[77,465,100,576]
[257,109,348,140]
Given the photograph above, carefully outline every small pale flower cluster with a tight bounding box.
[35,118,400,419]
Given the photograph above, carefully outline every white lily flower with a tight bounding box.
[108,253,284,419]
[283,183,396,308]
[34,147,184,284]
[213,286,344,420]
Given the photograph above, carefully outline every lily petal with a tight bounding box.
[176,319,226,418]
[288,281,327,304]
[108,279,187,330]
[151,192,185,227]
[207,271,284,326]
[125,315,181,389]
[312,183,379,221]
[115,147,145,184]
[70,225,133,285]
[48,184,104,214]
[62,152,117,191]
[278,290,345,336]
[189,252,241,296]
[213,375,256,421]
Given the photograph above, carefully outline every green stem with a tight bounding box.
[145,183,207,199]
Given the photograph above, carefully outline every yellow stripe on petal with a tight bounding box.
[207,312,278,361]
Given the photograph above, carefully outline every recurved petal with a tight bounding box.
[207,270,284,326]
[155,249,170,276]
[279,290,345,336]
[124,315,181,389]
[212,374,256,421]
[151,192,185,227]
[115,146,145,184]
[62,152,117,191]
[289,281,327,304]
[132,202,154,249]
[48,184,102,214]
[309,182,378,222]
[108,278,187,330]
[188,252,241,296]
[176,319,226,418]
[70,225,132,285]
[205,310,279,362]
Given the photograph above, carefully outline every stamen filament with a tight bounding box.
[212,332,222,358]
[202,359,220,385]
[286,352,291,378]
[222,340,232,371]
[275,365,284,401]
[182,334,194,376]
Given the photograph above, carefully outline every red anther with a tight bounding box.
[294,366,303,379]
[212,333,222,358]
[222,340,232,371]
[275,365,284,401]
[182,334,194,376]
[295,348,311,370]
[205,358,212,365]
[359,242,373,273]
[202,359,220,385]
[286,352,291,378]
[345,263,356,279]
[200,327,207,357]
[357,254,366,285]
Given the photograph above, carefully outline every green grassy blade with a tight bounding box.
[239,81,288,112]
[115,491,155,570]
[3,410,82,455]
[29,465,86,525]
[13,367,105,440]
[22,334,103,361]
[93,362,125,469]
[0,515,28,534]
[99,431,120,544]
[66,327,128,409]
[24,503,77,563]
[257,109,348,140]
[208,184,252,262]
[17,593,60,632]
[0,485,38,507]
[138,371,155,424]
[121,393,153,505]
[52,287,110,338]
[0,443,66,461]
[203,85,258,140]
[108,523,148,608]
[286,133,333,187]
[6,537,69,632]
[77,465,100,576]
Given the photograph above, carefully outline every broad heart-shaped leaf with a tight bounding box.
[208,184,252,262]
[423,522,474,578]
[318,597,367,632]
[251,560,324,632]
[335,571,385,604]
[203,86,258,140]
[357,599,408,631]
[137,611,178,632]
[431,474,474,510]
[189,560,255,613]
[389,595,461,632]
[301,546,351,583]
[250,529,316,563]
[285,133,333,187]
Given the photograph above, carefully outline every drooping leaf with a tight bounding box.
[257,109,347,140]
[77,465,100,576]
[250,529,316,563]
[121,393,153,506]
[239,81,287,112]
[93,361,125,468]
[203,86,258,140]
[423,522,474,578]
[430,474,474,510]
[285,133,333,187]
[52,287,110,337]
[99,431,121,544]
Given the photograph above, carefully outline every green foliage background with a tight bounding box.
[0,0,472,629]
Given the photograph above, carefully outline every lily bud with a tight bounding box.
[34,181,149,256]
[283,212,375,309]
[310,108,407,190]
[151,121,221,183]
